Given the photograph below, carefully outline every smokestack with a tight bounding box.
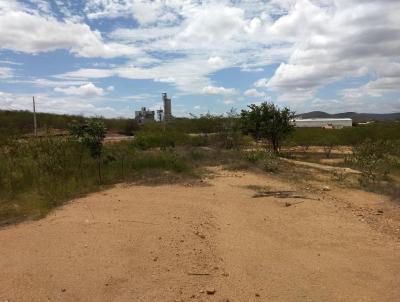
[162,93,172,121]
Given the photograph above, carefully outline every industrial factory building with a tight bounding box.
[135,93,173,124]
[134,107,155,124]
[294,118,352,129]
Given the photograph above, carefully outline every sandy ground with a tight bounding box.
[1,167,399,302]
[283,146,353,155]
[280,158,360,174]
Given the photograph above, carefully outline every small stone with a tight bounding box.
[285,202,292,207]
[61,289,66,292]
[84,244,88,248]
[206,289,216,295]
[153,257,158,262]
[377,209,384,214]
[322,185,330,191]
[255,293,260,297]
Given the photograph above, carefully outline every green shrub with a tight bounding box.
[350,139,397,185]
[134,131,188,150]
[130,151,189,173]
[242,149,279,172]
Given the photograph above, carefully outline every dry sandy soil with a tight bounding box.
[1,167,399,302]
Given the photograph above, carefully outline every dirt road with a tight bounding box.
[1,168,399,301]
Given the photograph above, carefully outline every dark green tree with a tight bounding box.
[241,102,295,152]
[69,120,107,183]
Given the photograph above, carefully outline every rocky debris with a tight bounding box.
[206,288,216,295]
[322,185,331,191]
[252,190,316,200]
[187,272,210,276]
[153,257,158,262]
[255,293,260,297]
[285,202,292,207]
[194,230,206,239]
[253,190,295,198]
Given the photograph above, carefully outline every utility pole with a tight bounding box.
[32,96,37,136]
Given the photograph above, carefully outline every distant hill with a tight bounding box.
[296,111,400,122]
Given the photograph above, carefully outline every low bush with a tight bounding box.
[242,149,279,172]
[349,139,398,185]
[133,131,188,150]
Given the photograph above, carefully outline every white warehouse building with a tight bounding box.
[294,118,352,128]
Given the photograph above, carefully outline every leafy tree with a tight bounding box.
[69,120,107,183]
[241,102,295,152]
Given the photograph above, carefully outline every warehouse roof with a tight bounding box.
[294,118,352,122]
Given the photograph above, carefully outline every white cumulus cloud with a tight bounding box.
[202,86,238,96]
[244,89,266,98]
[54,83,109,97]
[0,5,139,58]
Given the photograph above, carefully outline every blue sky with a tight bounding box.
[0,0,399,118]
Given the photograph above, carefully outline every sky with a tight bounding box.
[0,0,399,118]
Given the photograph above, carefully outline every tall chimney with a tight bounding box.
[162,93,172,121]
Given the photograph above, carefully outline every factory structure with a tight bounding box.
[134,107,155,124]
[293,118,352,129]
[135,93,173,124]
[162,93,172,121]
